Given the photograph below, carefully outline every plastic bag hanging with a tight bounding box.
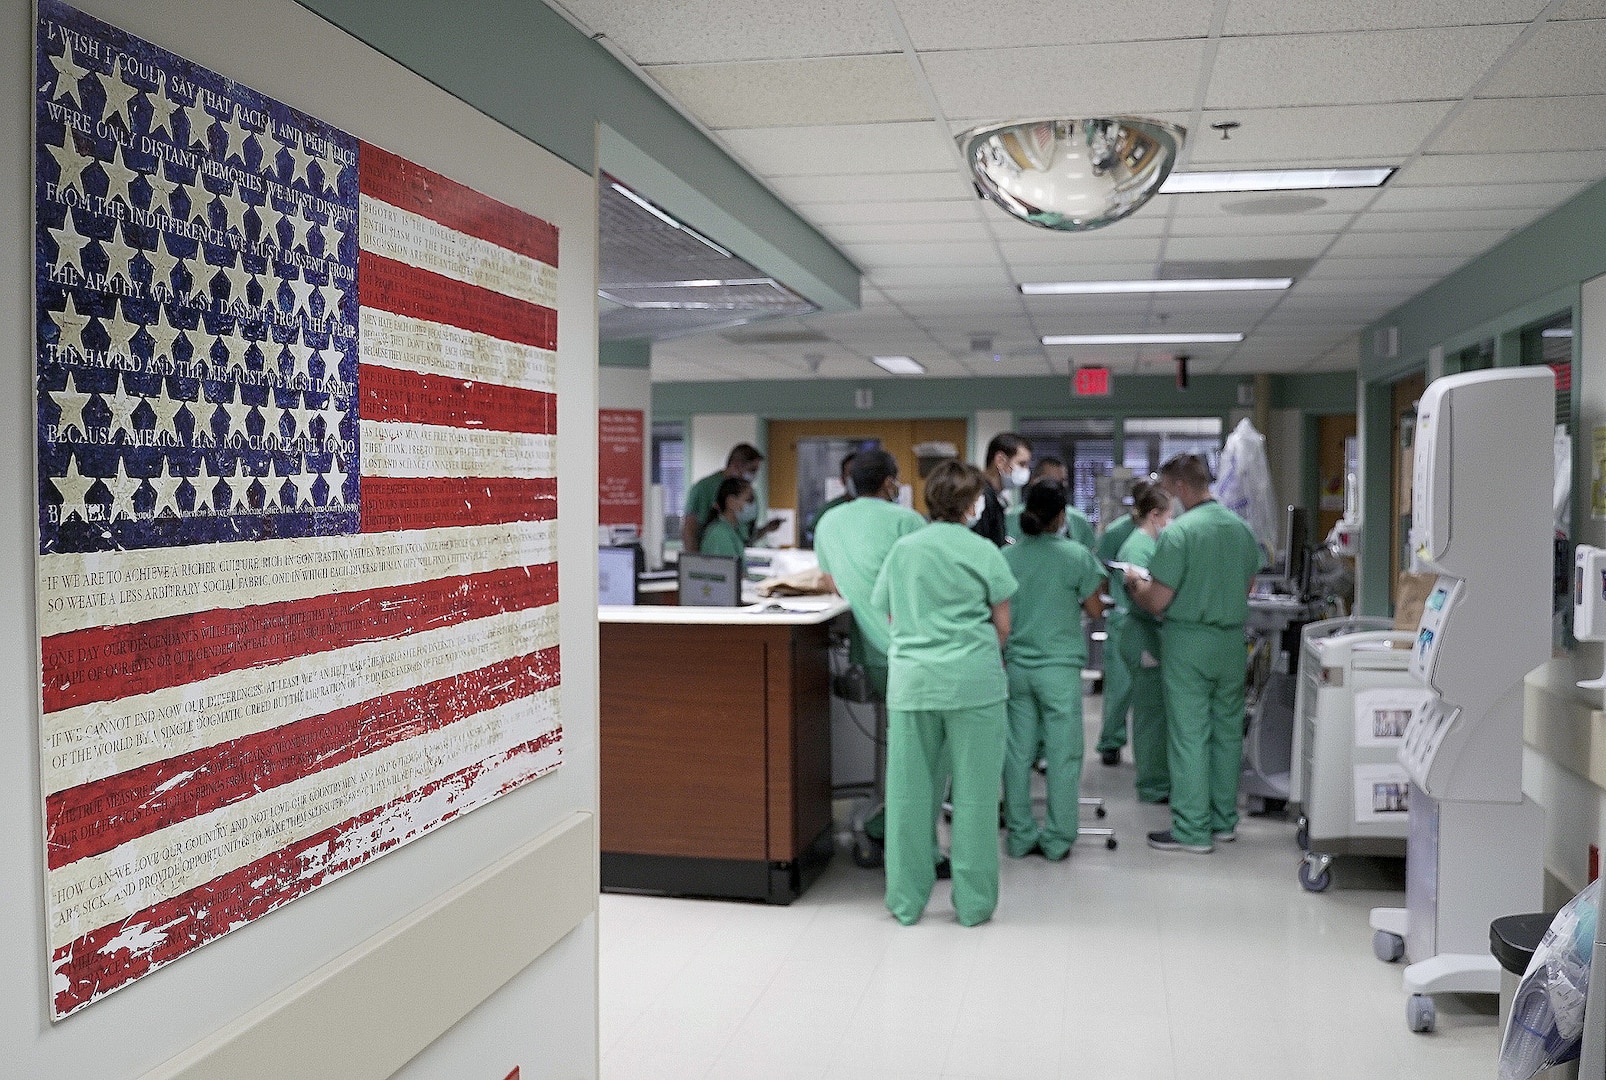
[1499,879,1600,1080]
[1214,418,1278,566]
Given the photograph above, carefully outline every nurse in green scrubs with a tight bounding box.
[1004,458,1095,549]
[697,477,753,577]
[1125,454,1262,854]
[1112,484,1173,804]
[814,450,924,698]
[871,461,1017,926]
[1001,480,1107,860]
[1093,480,1152,765]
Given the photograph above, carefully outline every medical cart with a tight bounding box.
[1289,616,1423,892]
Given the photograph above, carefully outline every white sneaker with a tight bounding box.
[1213,829,1237,842]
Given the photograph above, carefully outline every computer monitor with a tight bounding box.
[598,546,638,606]
[678,553,740,607]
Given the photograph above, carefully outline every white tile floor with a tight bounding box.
[600,698,1500,1079]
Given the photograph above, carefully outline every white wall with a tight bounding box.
[1,1,600,1076]
[971,409,1013,466]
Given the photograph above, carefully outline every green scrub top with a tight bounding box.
[698,516,747,574]
[1002,534,1105,668]
[1114,528,1161,627]
[815,497,925,665]
[1005,504,1095,549]
[871,522,1018,711]
[1095,512,1138,564]
[1145,500,1263,628]
[685,471,754,544]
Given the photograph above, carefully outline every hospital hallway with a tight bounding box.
[598,693,1497,1080]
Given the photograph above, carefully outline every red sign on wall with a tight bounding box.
[599,409,646,529]
[1073,367,1113,397]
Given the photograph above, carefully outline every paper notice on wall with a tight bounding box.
[1594,427,1606,519]
[1354,688,1432,748]
[1353,763,1412,824]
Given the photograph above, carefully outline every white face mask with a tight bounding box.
[1009,464,1030,488]
[963,493,986,527]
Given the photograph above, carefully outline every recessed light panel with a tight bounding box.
[1160,168,1393,194]
[1021,278,1292,295]
[871,355,927,375]
[1041,332,1244,346]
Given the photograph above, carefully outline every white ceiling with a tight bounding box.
[551,0,1606,382]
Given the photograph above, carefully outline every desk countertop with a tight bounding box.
[599,597,850,626]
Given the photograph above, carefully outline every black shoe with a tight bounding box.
[1100,748,1121,767]
[935,857,952,880]
[1146,830,1212,854]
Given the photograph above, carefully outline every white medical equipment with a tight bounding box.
[1291,616,1421,892]
[1368,367,1554,1034]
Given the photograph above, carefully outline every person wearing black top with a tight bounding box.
[972,432,1031,547]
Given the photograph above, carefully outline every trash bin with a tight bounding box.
[1492,913,1581,1080]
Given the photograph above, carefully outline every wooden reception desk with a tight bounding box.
[598,599,849,903]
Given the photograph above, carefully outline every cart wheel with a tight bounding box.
[1407,994,1436,1034]
[1105,836,1118,850]
[1297,858,1332,893]
[851,835,884,869]
[1095,805,1107,820]
[1295,818,1310,851]
[1373,930,1405,963]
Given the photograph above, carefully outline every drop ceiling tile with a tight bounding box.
[1326,228,1510,257]
[1432,96,1606,152]
[825,220,995,245]
[558,0,898,63]
[1161,233,1334,261]
[1129,293,1288,318]
[720,121,954,177]
[1367,180,1589,211]
[645,56,930,128]
[802,199,983,225]
[1002,261,1161,283]
[896,0,1214,49]
[1220,0,1545,34]
[1313,254,1471,277]
[842,240,1001,266]
[1186,102,1453,165]
[1349,207,1547,233]
[1170,188,1385,216]
[1397,151,1606,186]
[1168,214,1354,237]
[1021,295,1156,319]
[866,264,1015,286]
[1208,26,1520,109]
[998,236,1166,265]
[921,39,1206,118]
[1557,0,1606,16]
[1290,275,1438,297]
[880,284,1026,306]
[1477,20,1606,98]
[983,206,1171,239]
[771,171,974,204]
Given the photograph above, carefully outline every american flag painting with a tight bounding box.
[35,0,562,1018]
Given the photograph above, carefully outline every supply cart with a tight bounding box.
[1291,616,1426,892]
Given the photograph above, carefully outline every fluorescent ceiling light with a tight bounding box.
[871,355,926,375]
[1159,168,1394,194]
[1041,332,1244,346]
[1542,327,1574,338]
[609,181,735,258]
[1021,277,1292,295]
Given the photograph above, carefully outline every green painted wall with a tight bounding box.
[294,0,858,311]
[599,339,651,369]
[653,372,1353,422]
[1355,176,1606,615]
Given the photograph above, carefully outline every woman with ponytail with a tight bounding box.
[1112,483,1174,803]
[1000,479,1108,860]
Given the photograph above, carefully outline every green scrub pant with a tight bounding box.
[1097,610,1132,753]
[1003,664,1084,859]
[1159,621,1247,848]
[1120,618,1169,803]
[885,703,1006,927]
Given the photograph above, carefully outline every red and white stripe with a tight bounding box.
[42,143,561,1017]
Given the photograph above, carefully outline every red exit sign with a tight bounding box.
[1073,367,1112,397]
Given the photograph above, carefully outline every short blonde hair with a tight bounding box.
[925,460,986,523]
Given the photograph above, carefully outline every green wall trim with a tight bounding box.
[599,339,651,368]
[1364,176,1606,378]
[293,0,858,312]
[1268,372,1357,413]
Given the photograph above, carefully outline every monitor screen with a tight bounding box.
[1281,506,1310,591]
[678,553,740,607]
[598,546,637,606]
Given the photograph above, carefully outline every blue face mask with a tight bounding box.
[737,501,759,524]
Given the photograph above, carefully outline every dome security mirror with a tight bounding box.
[958,117,1185,232]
